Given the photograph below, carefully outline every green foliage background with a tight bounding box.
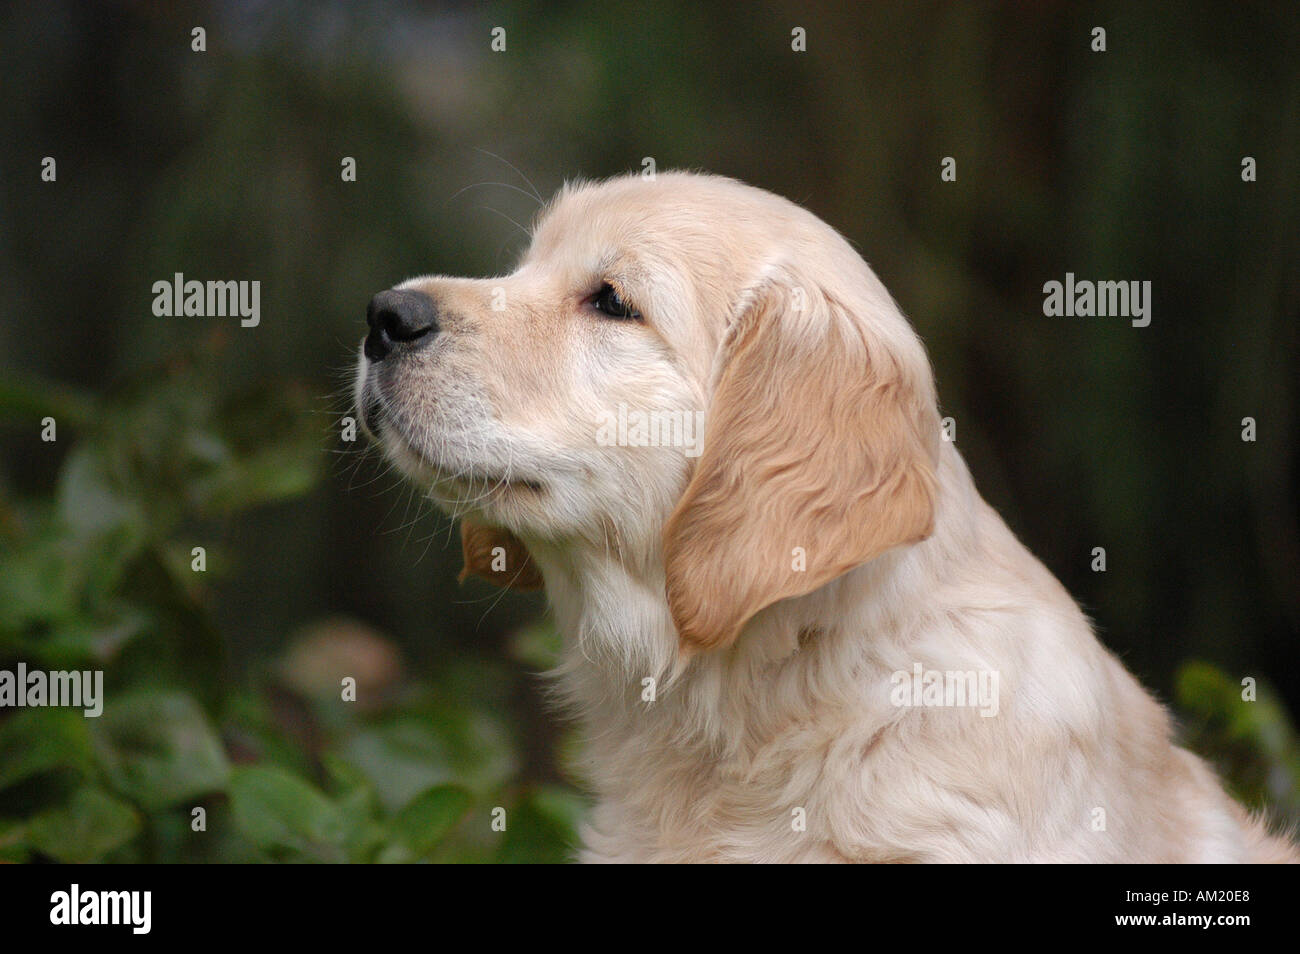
[0,1,1297,861]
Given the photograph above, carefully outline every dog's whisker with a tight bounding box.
[470,148,544,205]
[473,204,532,243]
[447,180,545,207]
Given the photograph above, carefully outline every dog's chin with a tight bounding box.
[432,466,545,499]
[354,381,545,519]
[370,421,545,510]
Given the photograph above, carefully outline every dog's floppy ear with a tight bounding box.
[663,267,940,652]
[459,517,543,590]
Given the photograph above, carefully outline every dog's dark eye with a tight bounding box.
[592,283,641,320]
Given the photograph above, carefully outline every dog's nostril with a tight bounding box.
[364,289,439,361]
[377,308,429,342]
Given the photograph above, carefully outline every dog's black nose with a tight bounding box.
[364,289,439,361]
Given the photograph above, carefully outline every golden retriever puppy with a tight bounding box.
[354,171,1294,863]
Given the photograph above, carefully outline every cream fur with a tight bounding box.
[356,171,1295,863]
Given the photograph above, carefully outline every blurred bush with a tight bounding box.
[0,338,583,863]
[1176,661,1300,825]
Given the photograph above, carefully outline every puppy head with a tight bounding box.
[355,172,939,650]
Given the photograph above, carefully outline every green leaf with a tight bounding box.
[25,787,141,862]
[0,375,95,427]
[228,765,346,861]
[1177,662,1299,753]
[189,445,319,514]
[0,511,85,630]
[321,753,386,863]
[338,719,457,813]
[56,445,142,540]
[91,690,230,810]
[379,784,473,863]
[0,706,93,791]
[0,819,28,862]
[497,786,584,865]
[34,606,152,668]
[1175,661,1300,816]
[322,752,372,797]
[339,708,518,813]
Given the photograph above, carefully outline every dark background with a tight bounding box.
[0,0,1296,862]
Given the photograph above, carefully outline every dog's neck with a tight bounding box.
[525,444,984,756]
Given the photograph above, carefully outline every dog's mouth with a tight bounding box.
[438,467,544,493]
[357,387,544,496]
